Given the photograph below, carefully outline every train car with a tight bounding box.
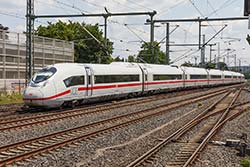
[140,64,184,92]
[23,62,244,109]
[223,70,234,84]
[207,69,223,85]
[180,66,208,87]
[231,71,242,83]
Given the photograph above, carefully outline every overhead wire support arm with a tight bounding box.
[202,24,228,47]
[26,2,156,76]
[148,16,249,23]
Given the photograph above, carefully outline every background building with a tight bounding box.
[0,30,74,93]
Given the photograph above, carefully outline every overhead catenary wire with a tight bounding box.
[157,0,188,16]
[171,49,199,63]
[188,0,217,33]
[126,0,155,11]
[52,0,90,13]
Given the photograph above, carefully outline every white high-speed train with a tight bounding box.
[23,62,244,108]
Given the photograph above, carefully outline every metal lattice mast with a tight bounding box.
[26,0,34,82]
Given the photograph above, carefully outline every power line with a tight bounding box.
[110,0,138,11]
[36,0,79,14]
[158,0,188,16]
[79,0,104,9]
[124,24,147,44]
[207,0,238,17]
[126,0,155,11]
[207,0,220,17]
[188,0,217,33]
[0,10,47,25]
[52,0,90,13]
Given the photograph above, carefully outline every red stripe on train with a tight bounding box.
[23,90,71,101]
[24,79,239,101]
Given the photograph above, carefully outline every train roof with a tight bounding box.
[180,66,208,75]
[207,69,223,75]
[139,63,183,74]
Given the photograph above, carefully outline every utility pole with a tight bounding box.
[227,49,230,66]
[216,42,220,68]
[104,15,108,48]
[238,59,241,72]
[198,19,201,49]
[234,54,237,68]
[26,0,34,81]
[166,23,170,64]
[200,34,205,67]
[210,44,213,63]
[27,10,156,77]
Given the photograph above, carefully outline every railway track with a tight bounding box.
[0,87,212,122]
[0,84,243,122]
[0,87,231,166]
[126,87,250,167]
[0,87,230,133]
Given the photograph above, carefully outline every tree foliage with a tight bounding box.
[127,55,136,62]
[137,41,168,64]
[36,21,113,64]
[181,61,195,67]
[113,56,124,62]
[217,62,228,70]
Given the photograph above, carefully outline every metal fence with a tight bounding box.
[0,30,74,93]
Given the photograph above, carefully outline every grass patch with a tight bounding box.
[0,93,23,105]
[241,158,250,167]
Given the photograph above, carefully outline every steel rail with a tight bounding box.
[182,88,242,167]
[126,90,232,167]
[0,89,228,166]
[0,89,228,132]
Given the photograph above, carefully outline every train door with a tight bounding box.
[142,68,148,91]
[84,66,93,96]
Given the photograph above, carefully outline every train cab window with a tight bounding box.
[95,75,139,84]
[64,75,85,87]
[32,67,57,83]
[153,74,182,81]
[190,75,207,79]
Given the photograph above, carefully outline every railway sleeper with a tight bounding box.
[0,151,16,156]
[8,149,24,154]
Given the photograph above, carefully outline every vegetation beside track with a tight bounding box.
[240,158,250,167]
[0,93,23,105]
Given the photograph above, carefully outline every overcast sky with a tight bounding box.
[0,0,249,66]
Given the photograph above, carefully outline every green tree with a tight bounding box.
[127,55,136,62]
[36,21,113,64]
[181,61,194,67]
[113,56,124,62]
[204,62,216,69]
[217,62,228,70]
[137,41,167,64]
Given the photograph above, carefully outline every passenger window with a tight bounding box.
[153,74,182,81]
[190,75,207,79]
[64,75,85,87]
[95,75,139,84]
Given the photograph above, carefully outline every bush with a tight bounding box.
[0,93,23,105]
[241,159,250,167]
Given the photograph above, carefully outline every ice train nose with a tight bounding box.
[23,89,44,106]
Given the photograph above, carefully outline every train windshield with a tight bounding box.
[32,67,57,83]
